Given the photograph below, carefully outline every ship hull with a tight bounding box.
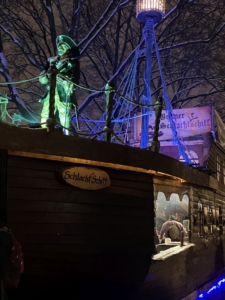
[0,123,225,299]
[4,153,155,299]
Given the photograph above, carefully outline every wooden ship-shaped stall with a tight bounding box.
[0,2,225,297]
[0,102,225,300]
[130,104,225,299]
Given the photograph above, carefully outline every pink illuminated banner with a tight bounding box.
[135,106,212,142]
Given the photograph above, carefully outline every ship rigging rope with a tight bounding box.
[112,45,140,141]
[72,111,155,123]
[0,51,192,160]
[13,118,127,145]
[87,44,143,142]
[0,75,155,108]
[153,30,192,165]
[59,74,155,108]
[0,76,41,85]
[0,49,155,144]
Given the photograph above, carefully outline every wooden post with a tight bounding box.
[0,150,8,300]
[219,206,223,235]
[104,82,114,142]
[180,231,184,247]
[47,61,57,133]
[0,94,8,122]
[150,96,163,152]
[198,201,204,237]
[0,149,7,227]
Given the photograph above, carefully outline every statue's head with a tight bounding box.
[56,35,80,57]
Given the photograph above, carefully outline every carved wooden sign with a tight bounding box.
[60,166,111,190]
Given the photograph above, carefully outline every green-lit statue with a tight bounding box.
[39,35,80,135]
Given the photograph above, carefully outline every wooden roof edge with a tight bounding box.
[0,121,213,188]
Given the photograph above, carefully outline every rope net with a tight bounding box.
[0,42,192,164]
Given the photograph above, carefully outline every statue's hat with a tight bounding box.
[56,35,77,49]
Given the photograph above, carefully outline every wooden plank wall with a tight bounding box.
[138,178,225,300]
[207,143,225,181]
[6,155,154,299]
[207,144,217,178]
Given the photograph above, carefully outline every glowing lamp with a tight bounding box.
[136,0,166,23]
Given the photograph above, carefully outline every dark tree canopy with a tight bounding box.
[0,0,224,129]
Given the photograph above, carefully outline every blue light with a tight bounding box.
[218,279,225,286]
[196,277,225,299]
[207,286,216,294]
